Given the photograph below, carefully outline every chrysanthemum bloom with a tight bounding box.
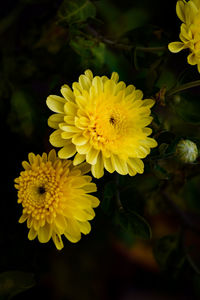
[168,0,200,72]
[47,70,157,178]
[14,150,99,250]
[176,139,198,163]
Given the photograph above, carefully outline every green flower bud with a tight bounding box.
[176,139,198,163]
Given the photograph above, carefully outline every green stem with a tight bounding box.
[136,46,166,53]
[115,174,124,212]
[166,80,200,97]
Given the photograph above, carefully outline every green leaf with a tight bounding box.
[116,210,152,240]
[58,0,96,25]
[0,271,35,300]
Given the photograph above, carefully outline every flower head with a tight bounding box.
[14,150,99,250]
[47,70,157,178]
[176,139,198,163]
[168,0,200,72]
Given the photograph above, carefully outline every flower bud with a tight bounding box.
[176,139,198,163]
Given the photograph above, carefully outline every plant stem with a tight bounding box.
[115,174,124,211]
[166,80,200,97]
[86,25,166,52]
[136,46,166,53]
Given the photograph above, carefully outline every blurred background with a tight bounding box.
[1,0,200,299]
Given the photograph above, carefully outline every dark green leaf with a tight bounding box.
[116,210,152,240]
[0,271,35,300]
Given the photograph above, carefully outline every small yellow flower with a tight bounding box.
[47,70,157,178]
[176,139,198,163]
[168,0,200,72]
[14,150,99,250]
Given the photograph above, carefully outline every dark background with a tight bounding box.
[1,0,200,299]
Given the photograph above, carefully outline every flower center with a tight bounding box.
[109,116,116,126]
[38,186,46,195]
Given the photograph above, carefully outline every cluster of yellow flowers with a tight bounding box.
[168,0,200,72]
[15,70,157,250]
[15,0,197,250]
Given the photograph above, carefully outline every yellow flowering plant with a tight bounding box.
[14,150,99,250]
[46,70,157,179]
[168,0,200,72]
[7,1,200,295]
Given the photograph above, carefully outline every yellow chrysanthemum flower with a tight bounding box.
[14,149,99,250]
[46,70,157,179]
[168,0,200,72]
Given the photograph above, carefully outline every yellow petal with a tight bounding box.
[55,215,67,231]
[128,158,144,174]
[111,155,128,175]
[78,221,91,235]
[73,153,86,165]
[72,134,88,146]
[18,214,28,223]
[176,0,186,22]
[49,129,67,147]
[104,79,115,95]
[76,95,88,108]
[92,76,103,94]
[185,1,198,24]
[82,194,100,208]
[60,84,75,102]
[58,144,76,159]
[187,52,197,65]
[79,74,91,91]
[143,127,152,136]
[48,149,57,162]
[142,99,155,108]
[64,232,81,243]
[84,69,93,80]
[61,131,75,139]
[60,125,82,133]
[64,219,81,242]
[46,95,65,113]
[168,42,186,53]
[76,142,91,155]
[91,153,104,178]
[103,156,115,173]
[63,116,75,125]
[48,113,64,129]
[28,227,37,240]
[82,182,97,193]
[74,162,91,174]
[22,161,31,170]
[111,72,119,83]
[134,89,143,100]
[64,102,77,115]
[73,208,95,221]
[28,153,35,164]
[86,148,100,165]
[38,223,52,243]
[52,233,64,250]
[125,84,136,96]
